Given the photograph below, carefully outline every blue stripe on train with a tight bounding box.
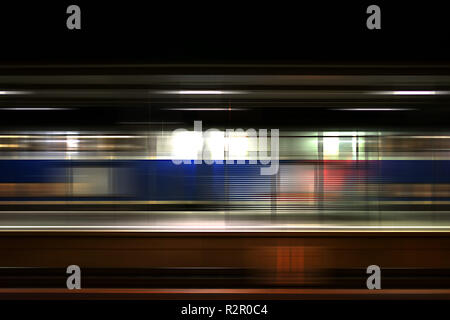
[0,160,272,201]
[0,160,448,201]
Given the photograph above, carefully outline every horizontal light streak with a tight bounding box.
[0,225,450,232]
[393,91,438,95]
[178,90,226,94]
[0,90,30,95]
[372,90,447,95]
[163,90,244,95]
[335,108,415,111]
[167,108,245,111]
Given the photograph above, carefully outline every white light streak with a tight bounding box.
[335,108,415,111]
[393,91,437,95]
[163,90,244,95]
[167,108,245,111]
[0,91,31,95]
[372,90,447,95]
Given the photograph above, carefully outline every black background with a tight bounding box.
[0,1,448,64]
[0,300,447,319]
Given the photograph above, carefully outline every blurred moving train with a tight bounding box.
[1,129,450,229]
[0,64,450,231]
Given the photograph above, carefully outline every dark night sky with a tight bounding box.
[0,2,448,64]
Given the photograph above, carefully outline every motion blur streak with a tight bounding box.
[1,64,450,297]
